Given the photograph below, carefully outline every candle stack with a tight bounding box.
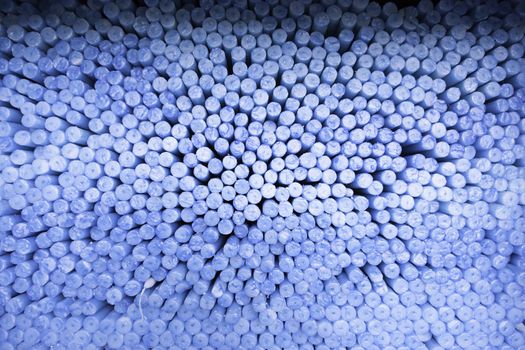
[0,0,524,348]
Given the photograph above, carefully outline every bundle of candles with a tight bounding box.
[0,0,524,348]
